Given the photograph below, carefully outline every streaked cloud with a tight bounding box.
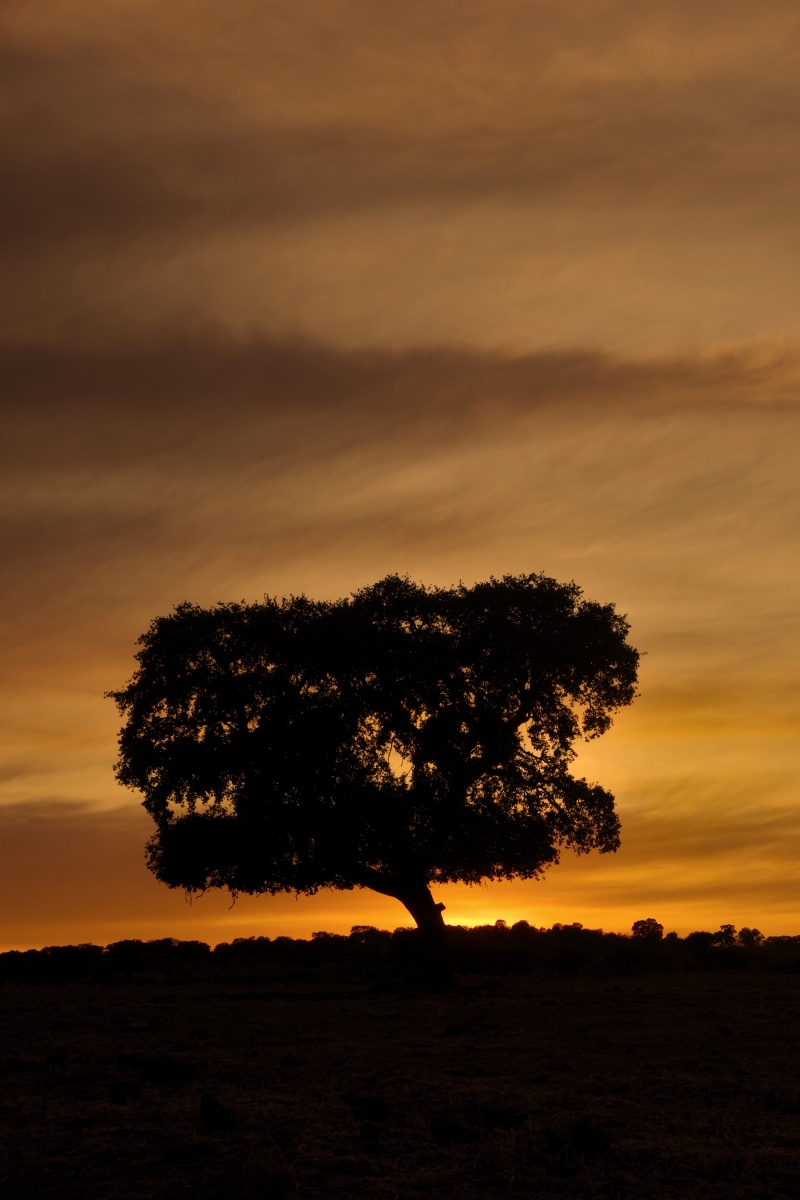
[3,2,800,349]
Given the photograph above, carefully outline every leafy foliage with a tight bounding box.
[109,573,639,897]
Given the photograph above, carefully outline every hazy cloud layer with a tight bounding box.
[3,2,800,348]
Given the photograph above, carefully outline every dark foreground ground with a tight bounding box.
[2,971,799,1199]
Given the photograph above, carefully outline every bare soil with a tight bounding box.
[1,972,798,1198]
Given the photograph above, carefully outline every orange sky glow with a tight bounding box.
[1,1,799,949]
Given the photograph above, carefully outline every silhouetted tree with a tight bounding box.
[632,918,664,941]
[109,574,639,978]
[738,926,764,948]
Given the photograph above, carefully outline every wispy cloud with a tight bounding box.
[3,2,800,349]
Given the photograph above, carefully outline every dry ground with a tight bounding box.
[1,972,799,1198]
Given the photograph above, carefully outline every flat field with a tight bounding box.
[1,972,799,1199]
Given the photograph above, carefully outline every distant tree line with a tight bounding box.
[2,921,799,984]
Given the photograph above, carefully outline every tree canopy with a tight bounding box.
[109,574,639,935]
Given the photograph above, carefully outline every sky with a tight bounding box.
[1,0,799,949]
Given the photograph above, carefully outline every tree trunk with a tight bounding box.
[355,868,455,986]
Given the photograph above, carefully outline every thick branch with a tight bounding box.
[350,865,446,930]
[349,864,412,898]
